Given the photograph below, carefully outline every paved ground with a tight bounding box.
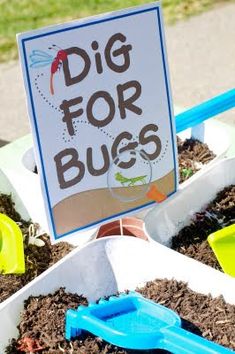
[0,2,235,145]
[166,2,235,125]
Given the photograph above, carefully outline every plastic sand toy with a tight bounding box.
[208,224,235,277]
[0,213,25,274]
[65,292,233,353]
[175,88,235,133]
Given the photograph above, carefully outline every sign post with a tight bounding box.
[18,2,178,242]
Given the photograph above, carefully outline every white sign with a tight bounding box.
[18,2,178,241]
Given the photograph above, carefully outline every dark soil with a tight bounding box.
[33,138,215,183]
[177,137,215,183]
[172,185,235,270]
[0,193,74,303]
[6,279,235,353]
[0,193,25,224]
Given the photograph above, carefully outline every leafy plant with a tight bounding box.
[181,167,193,179]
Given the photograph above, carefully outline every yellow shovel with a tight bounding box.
[0,213,25,274]
[208,224,235,277]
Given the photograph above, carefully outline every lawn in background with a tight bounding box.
[0,0,232,62]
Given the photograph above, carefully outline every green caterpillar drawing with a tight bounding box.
[115,172,147,186]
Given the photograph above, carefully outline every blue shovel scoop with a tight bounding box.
[65,292,233,353]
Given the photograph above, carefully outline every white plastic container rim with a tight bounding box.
[0,236,235,351]
[145,157,235,247]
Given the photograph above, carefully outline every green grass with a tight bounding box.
[0,0,232,62]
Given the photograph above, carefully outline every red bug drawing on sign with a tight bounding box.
[29,44,67,95]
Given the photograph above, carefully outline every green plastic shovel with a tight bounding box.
[0,213,25,274]
[208,224,235,277]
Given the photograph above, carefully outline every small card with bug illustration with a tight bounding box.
[17,2,178,242]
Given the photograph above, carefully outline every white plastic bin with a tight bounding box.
[145,157,235,247]
[0,168,97,309]
[0,168,30,221]
[0,236,235,351]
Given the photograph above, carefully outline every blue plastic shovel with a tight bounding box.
[65,292,233,353]
[175,88,235,133]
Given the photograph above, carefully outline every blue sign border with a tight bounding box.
[21,5,177,240]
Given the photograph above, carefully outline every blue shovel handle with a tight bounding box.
[161,326,234,354]
[175,88,235,133]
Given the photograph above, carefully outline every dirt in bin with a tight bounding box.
[6,279,235,353]
[0,193,74,303]
[171,185,235,270]
[177,137,215,183]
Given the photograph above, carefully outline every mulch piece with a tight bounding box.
[177,137,215,183]
[171,185,235,270]
[0,193,74,303]
[6,279,235,353]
